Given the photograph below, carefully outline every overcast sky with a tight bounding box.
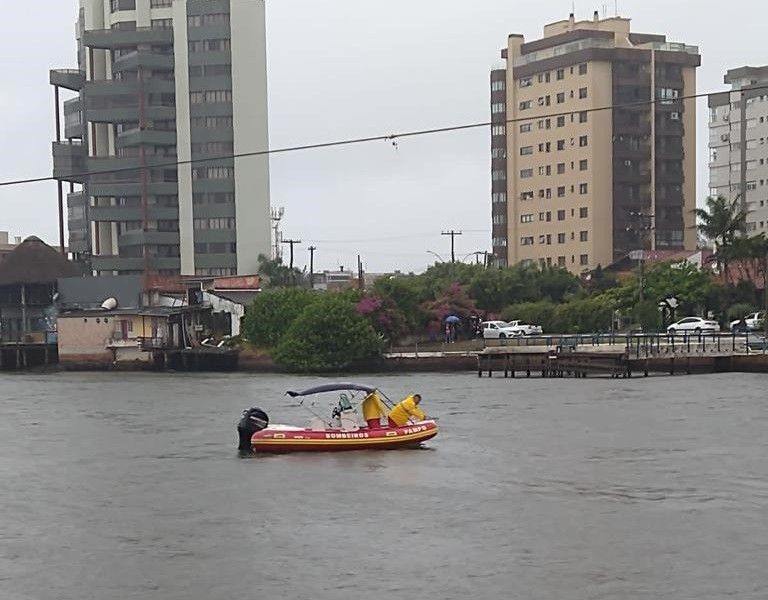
[0,0,765,273]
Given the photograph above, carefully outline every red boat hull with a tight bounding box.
[250,421,438,453]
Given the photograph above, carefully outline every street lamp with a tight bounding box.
[426,250,446,263]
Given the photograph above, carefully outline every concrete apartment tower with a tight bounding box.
[709,66,768,235]
[490,12,700,273]
[51,0,271,276]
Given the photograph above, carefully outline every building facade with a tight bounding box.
[51,0,271,277]
[490,13,700,272]
[709,66,768,235]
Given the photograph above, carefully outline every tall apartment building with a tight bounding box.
[709,66,768,235]
[51,0,271,277]
[490,13,700,272]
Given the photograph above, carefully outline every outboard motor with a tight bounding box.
[237,407,269,453]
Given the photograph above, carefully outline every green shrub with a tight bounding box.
[274,294,383,372]
[500,301,556,330]
[241,288,317,347]
[632,300,662,332]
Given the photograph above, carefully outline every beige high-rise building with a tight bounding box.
[490,12,700,273]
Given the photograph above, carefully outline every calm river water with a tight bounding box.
[2,371,768,599]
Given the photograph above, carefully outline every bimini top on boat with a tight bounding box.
[237,383,438,453]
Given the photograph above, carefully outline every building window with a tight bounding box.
[520,236,534,246]
[580,254,589,265]
[188,39,231,53]
[190,90,232,104]
[521,214,534,223]
[579,87,588,99]
[519,123,531,133]
[557,116,566,127]
[192,167,235,180]
[491,103,505,114]
[579,135,588,147]
[492,192,507,204]
[557,140,565,151]
[151,18,172,29]
[111,0,136,12]
[520,168,533,178]
[558,233,566,244]
[520,146,533,156]
[518,78,530,88]
[579,111,588,123]
[579,207,588,218]
[557,163,566,175]
[492,125,506,136]
[580,231,588,242]
[557,210,566,221]
[492,170,506,181]
[193,218,236,230]
[579,159,588,171]
[491,148,506,159]
[578,63,588,75]
[521,191,534,201]
[151,0,172,6]
[579,183,588,194]
[492,80,506,91]
[557,186,566,197]
[556,92,565,104]
[191,116,233,129]
[556,69,565,80]
[520,100,532,110]
[537,72,551,83]
[538,142,551,153]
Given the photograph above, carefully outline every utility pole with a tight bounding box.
[441,230,463,263]
[357,254,364,290]
[308,245,316,289]
[281,239,301,270]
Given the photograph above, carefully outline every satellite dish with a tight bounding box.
[101,297,118,310]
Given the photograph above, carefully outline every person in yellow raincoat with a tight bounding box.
[361,390,387,429]
[387,393,426,428]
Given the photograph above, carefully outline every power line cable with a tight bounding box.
[0,84,764,189]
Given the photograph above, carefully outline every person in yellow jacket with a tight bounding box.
[361,391,387,429]
[387,394,426,428]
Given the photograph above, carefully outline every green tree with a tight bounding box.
[242,287,317,347]
[694,195,748,277]
[274,294,383,372]
[257,254,305,288]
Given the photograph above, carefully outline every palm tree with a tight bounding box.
[694,195,748,278]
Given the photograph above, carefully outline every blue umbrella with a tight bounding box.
[444,315,461,324]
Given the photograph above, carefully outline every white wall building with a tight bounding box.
[709,66,768,234]
[51,0,271,277]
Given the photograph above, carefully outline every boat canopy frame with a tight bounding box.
[286,383,378,398]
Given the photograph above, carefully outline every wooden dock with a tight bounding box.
[478,333,761,378]
[0,342,58,370]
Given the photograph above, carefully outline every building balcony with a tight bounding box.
[89,205,178,222]
[116,128,176,148]
[656,146,685,160]
[657,171,685,184]
[87,105,176,124]
[50,68,86,91]
[91,255,180,272]
[118,230,180,247]
[52,141,87,183]
[614,169,651,184]
[82,27,173,49]
[88,181,178,197]
[112,50,174,73]
[613,144,651,160]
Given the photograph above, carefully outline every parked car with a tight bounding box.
[746,334,768,351]
[505,320,543,336]
[481,320,522,339]
[729,311,765,333]
[666,316,720,335]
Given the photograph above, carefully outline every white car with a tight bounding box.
[729,311,764,332]
[666,317,720,335]
[481,321,523,339]
[506,320,543,336]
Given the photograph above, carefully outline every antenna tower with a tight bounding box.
[271,207,284,261]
